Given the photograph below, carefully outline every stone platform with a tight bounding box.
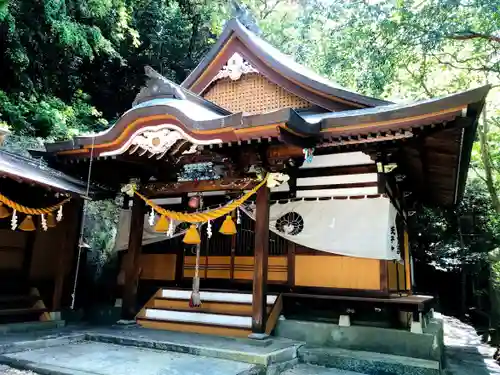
[0,323,445,375]
[275,316,444,362]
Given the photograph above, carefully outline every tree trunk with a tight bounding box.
[479,105,500,213]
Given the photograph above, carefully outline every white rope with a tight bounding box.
[70,136,95,310]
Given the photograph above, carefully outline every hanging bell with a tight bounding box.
[19,215,36,231]
[154,215,169,232]
[47,212,57,228]
[0,203,9,219]
[183,224,201,244]
[219,215,237,235]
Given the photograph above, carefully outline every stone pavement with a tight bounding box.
[0,364,37,374]
[442,314,500,375]
[3,341,255,375]
[281,364,366,375]
[7,316,497,375]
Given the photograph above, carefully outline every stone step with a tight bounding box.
[281,363,368,375]
[298,346,441,375]
[0,320,65,335]
[86,327,300,366]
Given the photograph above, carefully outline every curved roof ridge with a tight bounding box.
[182,18,391,108]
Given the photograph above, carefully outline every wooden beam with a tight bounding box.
[52,199,83,311]
[298,181,378,191]
[298,164,377,178]
[122,195,145,319]
[142,178,259,197]
[252,184,270,334]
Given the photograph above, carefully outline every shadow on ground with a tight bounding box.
[443,315,500,375]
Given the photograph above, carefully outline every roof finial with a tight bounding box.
[133,66,186,106]
[230,0,261,35]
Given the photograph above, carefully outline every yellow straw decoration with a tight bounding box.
[183,225,201,244]
[219,215,237,235]
[0,203,9,219]
[0,192,70,215]
[154,215,170,232]
[19,215,36,231]
[134,174,268,224]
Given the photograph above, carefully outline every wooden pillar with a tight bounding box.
[22,231,37,282]
[380,260,389,294]
[287,241,295,288]
[174,246,184,285]
[252,184,270,334]
[52,199,83,312]
[122,195,145,319]
[403,230,412,293]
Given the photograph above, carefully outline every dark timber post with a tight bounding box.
[122,195,145,319]
[252,184,270,334]
[53,199,82,313]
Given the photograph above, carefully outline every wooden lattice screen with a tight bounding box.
[203,73,313,114]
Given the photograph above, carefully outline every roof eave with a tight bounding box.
[182,18,390,108]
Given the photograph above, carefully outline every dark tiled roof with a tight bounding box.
[182,18,391,108]
[0,149,90,196]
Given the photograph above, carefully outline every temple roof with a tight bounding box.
[39,19,491,208]
[182,19,390,109]
[0,149,91,196]
[44,83,489,157]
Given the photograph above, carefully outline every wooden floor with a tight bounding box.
[284,292,434,313]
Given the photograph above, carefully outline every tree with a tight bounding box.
[0,0,225,139]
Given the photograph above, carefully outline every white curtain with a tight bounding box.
[114,196,400,260]
[241,196,400,260]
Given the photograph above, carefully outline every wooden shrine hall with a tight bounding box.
[37,18,490,337]
[0,137,92,325]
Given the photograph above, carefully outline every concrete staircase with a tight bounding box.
[136,289,282,338]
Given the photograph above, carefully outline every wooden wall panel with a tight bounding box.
[183,256,232,279]
[0,229,25,248]
[295,255,380,290]
[388,261,398,291]
[0,249,23,269]
[30,227,65,279]
[0,229,25,270]
[183,255,287,282]
[398,262,406,290]
[139,254,176,281]
[233,256,287,282]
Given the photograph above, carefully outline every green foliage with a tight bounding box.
[2,0,500,287]
[84,200,120,280]
[411,180,500,270]
[0,89,107,139]
[239,0,500,270]
[0,0,224,137]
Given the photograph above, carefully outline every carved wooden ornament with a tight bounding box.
[100,124,222,158]
[212,53,259,82]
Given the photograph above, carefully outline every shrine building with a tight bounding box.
[0,128,94,325]
[37,18,489,338]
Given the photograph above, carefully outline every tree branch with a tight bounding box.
[471,165,489,185]
[447,31,500,45]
